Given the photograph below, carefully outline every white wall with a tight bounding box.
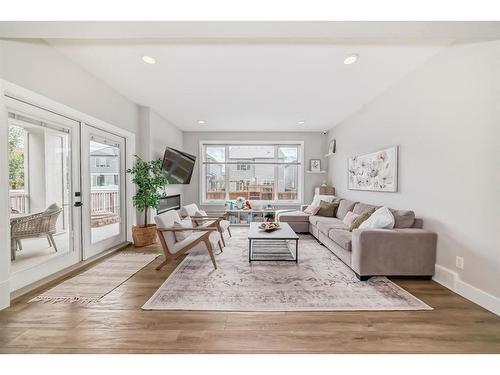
[327,41,500,303]
[183,131,328,209]
[137,107,184,223]
[1,39,139,134]
[0,47,10,309]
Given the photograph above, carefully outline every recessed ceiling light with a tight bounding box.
[298,121,306,125]
[142,55,156,65]
[198,120,206,125]
[344,54,359,65]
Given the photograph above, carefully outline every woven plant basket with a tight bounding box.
[132,224,157,247]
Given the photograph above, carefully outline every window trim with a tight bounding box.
[199,140,304,206]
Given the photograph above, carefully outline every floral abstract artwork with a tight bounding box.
[348,146,398,192]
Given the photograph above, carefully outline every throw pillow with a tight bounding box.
[358,206,395,229]
[311,194,336,207]
[342,211,360,227]
[173,219,193,242]
[303,205,321,215]
[349,208,375,231]
[316,200,339,217]
[193,210,208,226]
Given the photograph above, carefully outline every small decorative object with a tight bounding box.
[266,202,273,209]
[259,222,280,232]
[245,200,252,209]
[348,146,398,192]
[235,196,246,209]
[321,180,327,187]
[327,139,336,155]
[127,156,167,247]
[310,159,321,172]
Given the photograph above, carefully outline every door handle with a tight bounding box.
[74,202,83,207]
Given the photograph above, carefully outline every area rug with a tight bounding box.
[30,252,159,303]
[142,229,431,311]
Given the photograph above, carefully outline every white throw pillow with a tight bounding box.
[311,194,336,207]
[358,207,395,229]
[193,210,208,226]
[173,219,194,241]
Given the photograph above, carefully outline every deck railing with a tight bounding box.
[90,189,120,215]
[9,190,29,213]
[9,189,120,216]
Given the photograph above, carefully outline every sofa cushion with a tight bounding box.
[328,229,352,251]
[317,218,349,235]
[316,200,339,217]
[353,202,379,215]
[336,199,358,220]
[389,209,416,228]
[278,210,310,222]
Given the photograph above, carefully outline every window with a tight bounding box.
[95,157,110,168]
[236,163,251,171]
[201,142,303,204]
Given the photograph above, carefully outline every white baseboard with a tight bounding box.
[0,279,10,310]
[433,264,500,316]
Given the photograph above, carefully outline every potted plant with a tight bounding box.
[127,156,167,247]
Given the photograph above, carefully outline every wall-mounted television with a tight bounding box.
[162,147,196,184]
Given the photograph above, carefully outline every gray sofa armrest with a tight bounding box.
[351,228,437,277]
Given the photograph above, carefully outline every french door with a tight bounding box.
[6,96,82,289]
[81,125,126,259]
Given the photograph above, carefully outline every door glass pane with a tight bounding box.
[9,115,72,272]
[90,139,121,244]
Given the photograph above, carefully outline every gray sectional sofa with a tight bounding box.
[278,199,437,280]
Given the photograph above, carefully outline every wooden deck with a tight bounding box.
[1,243,499,354]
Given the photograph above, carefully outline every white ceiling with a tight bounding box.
[48,39,450,131]
[10,22,493,132]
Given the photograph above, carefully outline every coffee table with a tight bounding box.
[247,222,299,263]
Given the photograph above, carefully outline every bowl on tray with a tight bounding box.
[259,222,280,232]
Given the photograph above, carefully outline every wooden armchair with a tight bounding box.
[180,204,232,246]
[154,210,223,271]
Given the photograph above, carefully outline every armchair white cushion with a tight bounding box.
[173,218,194,241]
[180,203,199,218]
[154,210,181,250]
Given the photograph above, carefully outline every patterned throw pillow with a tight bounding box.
[303,205,321,215]
[342,211,360,227]
[316,200,340,217]
[349,208,375,231]
[173,219,193,241]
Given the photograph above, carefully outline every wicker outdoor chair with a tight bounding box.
[10,204,62,261]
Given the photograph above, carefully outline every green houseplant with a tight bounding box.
[127,156,167,247]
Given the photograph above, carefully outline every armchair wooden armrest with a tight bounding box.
[156,226,217,232]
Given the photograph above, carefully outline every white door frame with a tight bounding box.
[1,80,136,294]
[5,96,82,290]
[81,124,127,259]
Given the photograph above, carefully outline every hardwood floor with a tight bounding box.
[1,242,499,354]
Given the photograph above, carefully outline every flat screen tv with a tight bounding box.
[162,147,196,184]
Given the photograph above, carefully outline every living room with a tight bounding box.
[0,1,499,369]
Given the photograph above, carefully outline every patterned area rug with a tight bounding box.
[31,252,159,303]
[143,228,431,311]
